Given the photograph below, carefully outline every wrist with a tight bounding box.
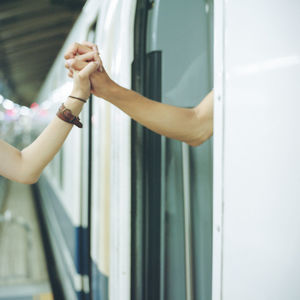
[70,88,89,100]
[91,72,119,100]
[64,97,85,116]
[100,81,123,102]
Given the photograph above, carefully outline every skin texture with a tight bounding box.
[64,42,214,146]
[0,57,100,184]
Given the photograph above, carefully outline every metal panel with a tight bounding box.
[214,1,300,300]
[182,143,193,300]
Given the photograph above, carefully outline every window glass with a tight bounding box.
[147,0,213,299]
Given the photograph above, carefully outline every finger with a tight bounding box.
[79,61,100,78]
[64,42,92,59]
[74,51,103,72]
[81,41,97,49]
[76,51,99,62]
[65,58,88,71]
[67,66,73,78]
[81,42,101,67]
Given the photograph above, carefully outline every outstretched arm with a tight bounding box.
[0,59,100,184]
[100,81,213,146]
[65,43,213,146]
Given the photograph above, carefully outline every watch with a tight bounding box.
[56,103,83,128]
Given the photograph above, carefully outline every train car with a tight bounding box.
[34,0,300,300]
[35,0,137,299]
[35,0,213,299]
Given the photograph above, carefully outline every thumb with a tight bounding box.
[78,61,100,78]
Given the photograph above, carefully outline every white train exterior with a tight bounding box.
[213,1,300,300]
[36,1,133,299]
[34,0,300,300]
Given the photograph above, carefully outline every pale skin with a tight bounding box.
[0,54,101,184]
[64,42,214,147]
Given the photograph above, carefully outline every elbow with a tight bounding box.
[185,136,207,147]
[185,106,213,147]
[186,139,204,147]
[23,175,39,185]
[184,130,213,147]
[18,151,40,184]
[25,177,39,185]
[17,174,40,185]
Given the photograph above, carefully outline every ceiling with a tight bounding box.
[0,0,85,106]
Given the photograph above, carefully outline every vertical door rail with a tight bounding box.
[182,143,194,300]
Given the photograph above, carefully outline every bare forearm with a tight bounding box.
[21,97,83,183]
[20,118,72,183]
[0,98,83,184]
[102,83,214,146]
[0,52,99,183]
[64,43,214,145]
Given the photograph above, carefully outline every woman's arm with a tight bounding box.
[0,59,100,184]
[65,43,214,146]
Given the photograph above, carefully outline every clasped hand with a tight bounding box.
[64,41,112,100]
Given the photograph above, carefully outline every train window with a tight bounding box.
[147,0,213,299]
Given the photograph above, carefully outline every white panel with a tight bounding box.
[108,0,135,298]
[90,1,134,300]
[214,1,300,300]
[38,0,101,227]
[212,0,225,299]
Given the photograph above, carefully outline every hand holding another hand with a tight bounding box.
[64,42,116,99]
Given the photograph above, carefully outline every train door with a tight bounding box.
[131,0,213,299]
[90,1,135,299]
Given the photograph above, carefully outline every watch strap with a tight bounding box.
[56,103,83,128]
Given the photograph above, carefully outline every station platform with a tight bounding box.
[0,180,53,300]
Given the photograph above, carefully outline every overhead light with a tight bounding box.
[20,106,31,116]
[30,102,39,109]
[3,99,14,110]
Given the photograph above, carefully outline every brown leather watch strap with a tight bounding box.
[56,103,83,128]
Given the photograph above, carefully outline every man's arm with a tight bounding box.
[100,80,213,146]
[65,43,213,146]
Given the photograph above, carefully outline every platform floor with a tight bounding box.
[0,181,53,300]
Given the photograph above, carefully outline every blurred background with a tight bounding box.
[0,0,85,106]
[0,1,85,299]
